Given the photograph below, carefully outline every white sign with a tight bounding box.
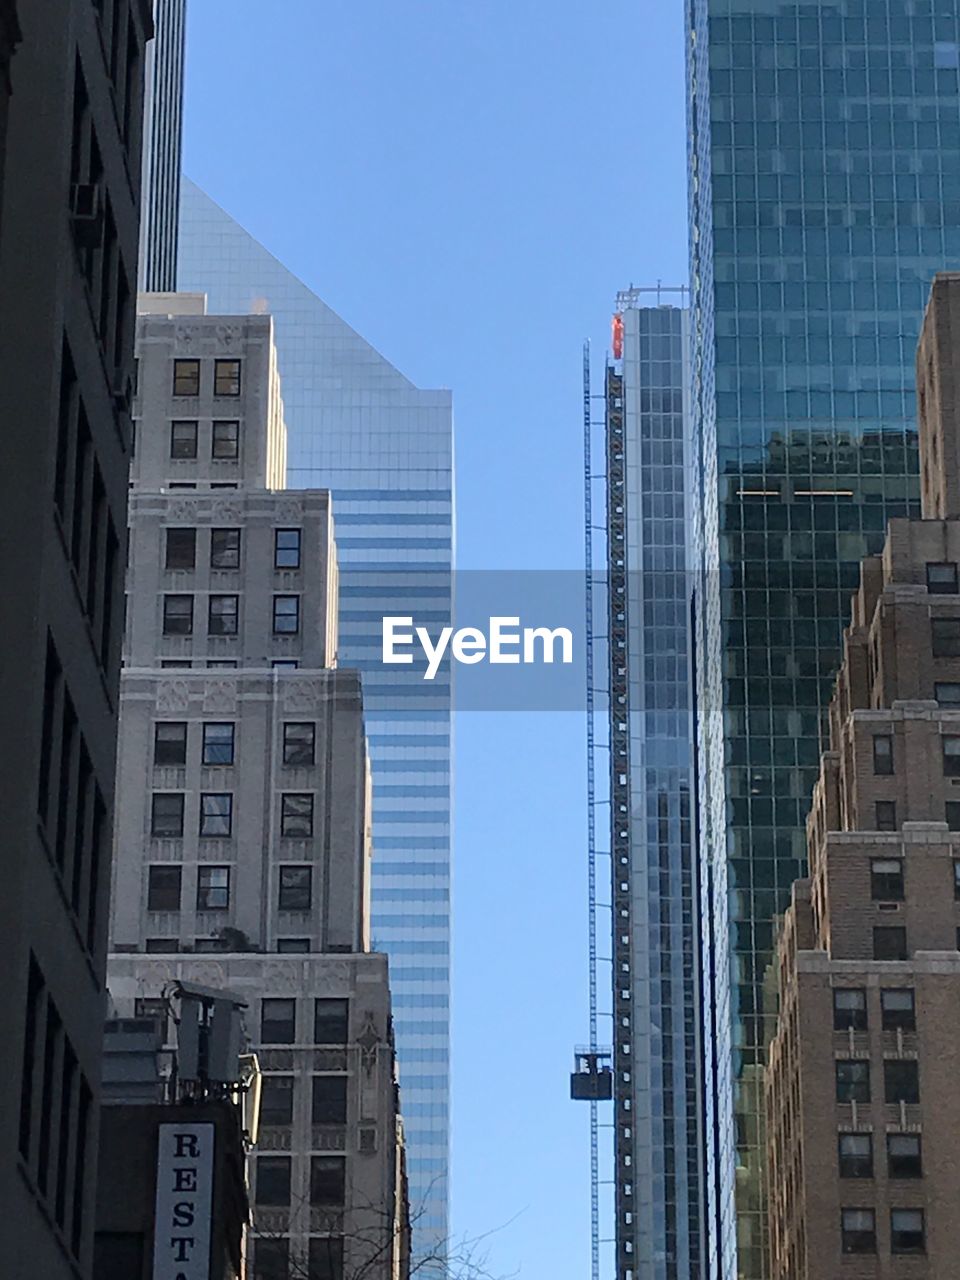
[152,1122,214,1280]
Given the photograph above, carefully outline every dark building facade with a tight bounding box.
[0,2,152,1276]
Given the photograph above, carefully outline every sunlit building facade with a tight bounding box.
[686,2,960,1275]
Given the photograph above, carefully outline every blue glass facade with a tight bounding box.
[178,179,453,1254]
[606,300,701,1280]
[687,3,960,1276]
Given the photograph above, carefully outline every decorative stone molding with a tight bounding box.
[203,680,237,713]
[156,679,190,712]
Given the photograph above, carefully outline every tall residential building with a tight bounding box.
[109,296,409,1280]
[603,293,701,1279]
[686,5,960,1273]
[178,179,453,1251]
[766,272,960,1279]
[138,0,186,291]
[0,3,151,1277]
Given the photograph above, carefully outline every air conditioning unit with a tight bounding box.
[70,183,102,249]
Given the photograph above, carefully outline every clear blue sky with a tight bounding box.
[181,4,687,1275]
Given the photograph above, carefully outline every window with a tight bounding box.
[833,989,867,1032]
[208,594,239,636]
[259,1076,294,1126]
[210,528,241,570]
[196,866,230,910]
[162,594,193,636]
[169,420,198,458]
[172,360,200,396]
[254,1238,289,1280]
[147,866,181,912]
[273,660,299,670]
[835,1060,870,1103]
[277,938,310,953]
[312,1076,348,1124]
[279,866,312,911]
[308,1238,344,1280]
[888,1134,922,1178]
[153,722,187,766]
[255,1156,291,1207]
[261,998,296,1044]
[211,420,239,458]
[199,793,233,837]
[838,1133,872,1179]
[314,999,348,1045]
[273,595,300,634]
[310,1157,345,1207]
[949,803,960,833]
[873,735,894,775]
[935,39,960,68]
[275,528,302,569]
[881,989,916,1032]
[150,793,184,837]
[283,722,316,766]
[871,858,904,901]
[145,938,179,954]
[874,927,907,961]
[202,722,235,766]
[207,660,238,670]
[875,800,897,832]
[281,793,313,837]
[884,1059,920,1104]
[164,528,196,570]
[932,617,960,656]
[214,359,241,396]
[927,562,959,594]
[891,1209,925,1254]
[935,681,960,705]
[944,736,960,777]
[955,860,960,899]
[841,1209,876,1255]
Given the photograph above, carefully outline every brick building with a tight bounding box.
[765,272,960,1278]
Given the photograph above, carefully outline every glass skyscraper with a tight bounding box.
[178,178,454,1254]
[605,296,701,1280]
[687,3,960,1276]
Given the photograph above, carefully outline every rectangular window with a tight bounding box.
[835,1060,870,1103]
[944,736,960,777]
[254,1238,289,1280]
[308,1238,344,1280]
[283,722,316,766]
[154,722,187,766]
[145,938,179,953]
[875,800,897,832]
[873,735,894,775]
[164,528,196,570]
[838,1133,872,1179]
[169,420,198,458]
[281,793,313,837]
[211,420,239,458]
[310,1157,346,1207]
[871,858,904,901]
[891,1209,925,1255]
[147,865,182,912]
[279,866,312,911]
[214,359,241,396]
[874,927,907,961]
[273,660,299,670]
[199,793,232,837]
[275,528,302,569]
[955,860,960,899]
[196,866,230,910]
[172,360,200,397]
[312,1076,348,1125]
[259,1076,294,1126]
[887,1134,922,1179]
[208,594,239,636]
[162,594,193,636]
[255,1156,291,1207]
[277,938,310,953]
[273,594,300,635]
[210,528,241,570]
[927,562,959,594]
[884,1059,920,1104]
[841,1209,876,1255]
[260,998,296,1045]
[150,793,184,837]
[881,989,916,1032]
[833,989,867,1032]
[314,998,349,1045]
[935,681,960,705]
[202,722,235,766]
[932,617,960,656]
